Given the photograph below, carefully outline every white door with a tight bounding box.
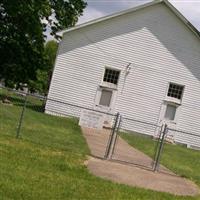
[157,102,179,142]
[94,87,116,112]
[94,87,116,127]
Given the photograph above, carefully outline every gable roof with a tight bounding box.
[60,0,200,39]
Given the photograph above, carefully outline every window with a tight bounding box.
[167,83,184,100]
[99,90,112,107]
[164,104,176,121]
[103,68,120,85]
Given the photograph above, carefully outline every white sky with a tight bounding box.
[78,0,200,31]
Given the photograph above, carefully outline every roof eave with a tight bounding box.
[58,0,200,40]
[163,0,200,39]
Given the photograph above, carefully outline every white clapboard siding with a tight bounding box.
[46,3,200,147]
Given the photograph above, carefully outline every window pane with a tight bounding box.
[103,68,120,85]
[164,105,176,121]
[167,83,184,100]
[99,90,112,107]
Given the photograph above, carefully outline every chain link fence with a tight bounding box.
[110,115,200,172]
[0,86,116,158]
[0,87,27,138]
[1,86,200,172]
[155,126,200,174]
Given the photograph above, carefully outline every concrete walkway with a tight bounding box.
[82,127,200,196]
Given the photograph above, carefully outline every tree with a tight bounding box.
[29,40,58,95]
[0,0,87,88]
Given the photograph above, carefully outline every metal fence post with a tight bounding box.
[16,93,28,138]
[153,123,168,171]
[104,112,120,159]
[152,124,163,167]
[110,115,121,159]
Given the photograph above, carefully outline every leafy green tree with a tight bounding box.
[0,0,87,88]
[29,40,58,95]
[45,40,58,74]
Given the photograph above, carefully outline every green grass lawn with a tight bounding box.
[121,132,200,187]
[0,90,200,199]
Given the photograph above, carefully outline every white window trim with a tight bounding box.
[101,67,121,88]
[165,82,185,104]
[99,83,118,90]
[94,86,117,111]
[94,67,120,112]
[163,97,181,105]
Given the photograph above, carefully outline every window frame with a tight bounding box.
[166,82,184,101]
[162,82,185,124]
[102,67,120,86]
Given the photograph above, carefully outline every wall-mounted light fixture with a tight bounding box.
[125,63,132,74]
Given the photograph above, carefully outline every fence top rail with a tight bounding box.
[0,86,116,117]
[47,98,116,116]
[121,116,161,128]
[167,127,200,138]
[0,86,46,100]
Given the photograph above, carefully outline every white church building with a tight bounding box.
[45,0,200,148]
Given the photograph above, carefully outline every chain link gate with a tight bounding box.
[104,113,121,159]
[104,114,168,172]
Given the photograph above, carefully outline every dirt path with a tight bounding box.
[82,127,200,196]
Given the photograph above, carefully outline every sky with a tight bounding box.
[78,0,200,30]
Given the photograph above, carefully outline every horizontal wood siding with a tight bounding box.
[46,3,200,147]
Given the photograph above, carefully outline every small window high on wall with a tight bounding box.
[167,83,184,100]
[103,68,120,85]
